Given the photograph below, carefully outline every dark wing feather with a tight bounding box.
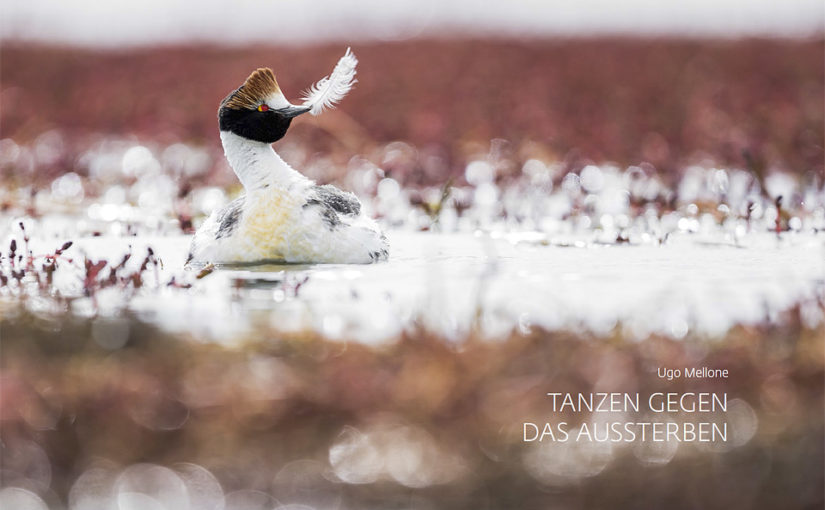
[303,185,362,229]
[215,196,245,239]
[309,184,361,216]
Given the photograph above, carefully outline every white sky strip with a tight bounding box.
[301,48,358,116]
[1,0,822,46]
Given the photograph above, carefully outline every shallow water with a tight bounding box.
[32,228,821,343]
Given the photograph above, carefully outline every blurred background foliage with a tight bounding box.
[1,38,823,188]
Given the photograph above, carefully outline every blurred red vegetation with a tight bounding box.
[1,38,823,185]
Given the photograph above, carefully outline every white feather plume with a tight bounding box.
[301,48,358,116]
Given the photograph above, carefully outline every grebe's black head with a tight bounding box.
[218,68,310,144]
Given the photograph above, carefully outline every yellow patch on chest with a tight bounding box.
[235,189,302,261]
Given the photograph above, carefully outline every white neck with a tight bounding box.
[219,131,304,190]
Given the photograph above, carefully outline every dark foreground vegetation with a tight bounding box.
[1,306,823,509]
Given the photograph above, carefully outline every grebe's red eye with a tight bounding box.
[257,104,269,112]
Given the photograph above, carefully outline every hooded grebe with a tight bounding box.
[188,49,388,265]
